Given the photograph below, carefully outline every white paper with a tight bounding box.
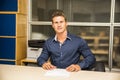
[44,69,70,77]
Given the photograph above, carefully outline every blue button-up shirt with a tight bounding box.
[37,33,96,69]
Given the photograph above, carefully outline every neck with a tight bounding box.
[56,31,67,43]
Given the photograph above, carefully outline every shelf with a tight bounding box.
[88,44,109,46]
[0,36,26,38]
[0,12,18,14]
[21,58,37,66]
[0,36,16,38]
[91,50,108,55]
[0,59,15,62]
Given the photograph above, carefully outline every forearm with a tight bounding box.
[79,55,96,69]
[37,57,46,66]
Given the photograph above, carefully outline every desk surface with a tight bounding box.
[0,64,120,80]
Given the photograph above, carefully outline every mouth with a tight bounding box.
[57,27,62,30]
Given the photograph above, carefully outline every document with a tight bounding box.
[44,69,70,77]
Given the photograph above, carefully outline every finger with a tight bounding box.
[74,68,79,72]
[43,64,49,70]
[66,66,71,71]
[66,66,75,72]
[46,63,56,70]
[46,64,51,70]
[73,65,80,72]
[42,63,52,70]
[48,65,56,70]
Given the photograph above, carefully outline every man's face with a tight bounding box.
[52,16,67,34]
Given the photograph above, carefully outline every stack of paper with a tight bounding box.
[44,69,70,77]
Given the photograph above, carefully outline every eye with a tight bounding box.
[60,21,63,23]
[54,21,58,24]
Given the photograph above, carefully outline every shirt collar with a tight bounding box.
[53,33,72,42]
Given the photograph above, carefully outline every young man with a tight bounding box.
[37,10,96,72]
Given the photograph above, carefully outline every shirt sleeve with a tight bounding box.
[37,41,50,66]
[78,39,96,69]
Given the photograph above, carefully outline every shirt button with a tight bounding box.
[61,52,62,57]
[60,61,62,63]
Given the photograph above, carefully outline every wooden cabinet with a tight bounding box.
[0,0,27,65]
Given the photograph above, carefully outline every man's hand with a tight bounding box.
[66,64,81,72]
[42,62,56,70]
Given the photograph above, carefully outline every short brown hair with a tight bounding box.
[51,10,67,22]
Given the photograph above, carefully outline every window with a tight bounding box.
[29,0,120,72]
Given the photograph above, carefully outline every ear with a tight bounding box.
[51,23,54,28]
[65,22,68,27]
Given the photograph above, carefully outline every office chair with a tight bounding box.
[88,61,106,72]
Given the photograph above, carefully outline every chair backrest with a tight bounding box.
[94,61,106,72]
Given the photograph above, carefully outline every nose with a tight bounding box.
[57,22,61,26]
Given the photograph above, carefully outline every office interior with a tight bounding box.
[0,0,120,73]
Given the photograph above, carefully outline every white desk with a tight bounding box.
[0,64,120,80]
